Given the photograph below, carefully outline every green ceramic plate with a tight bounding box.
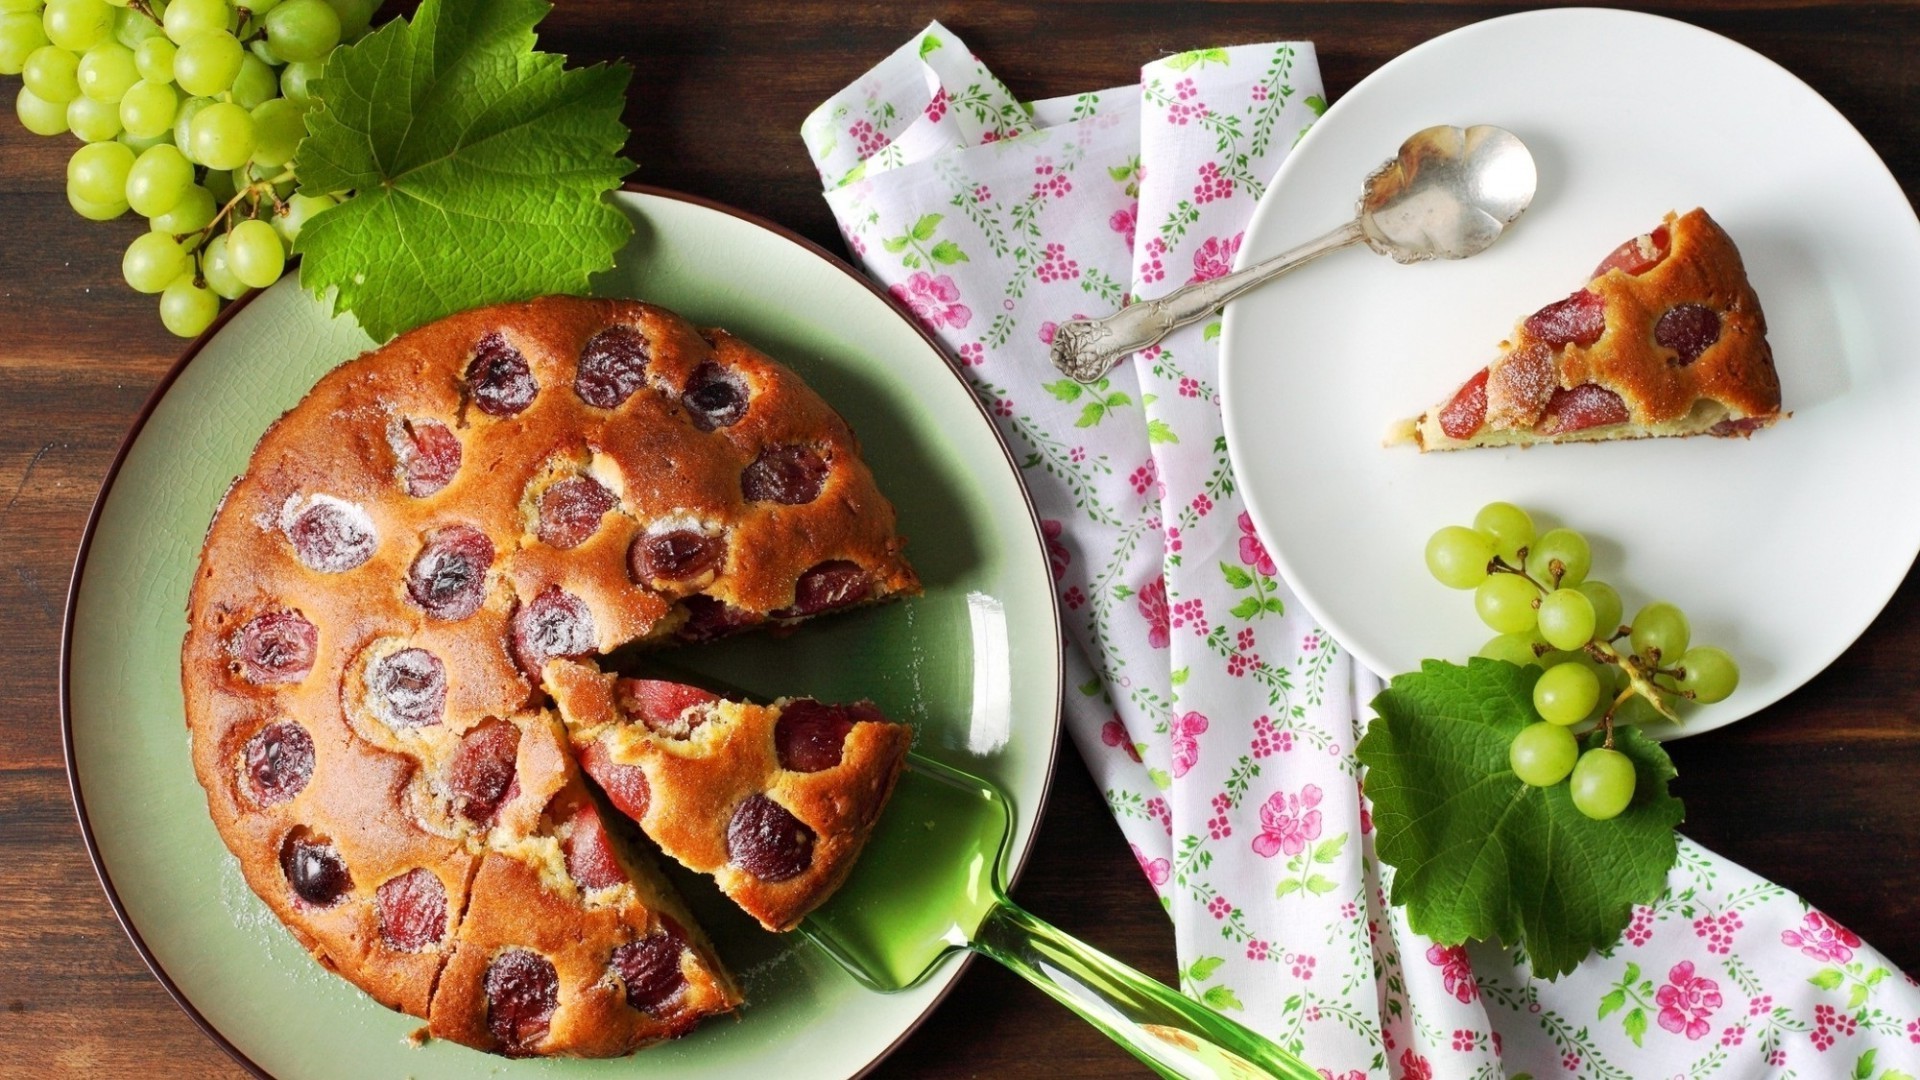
[63,187,1062,1078]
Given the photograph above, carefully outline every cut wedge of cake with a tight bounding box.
[1391,208,1781,451]
[549,666,912,933]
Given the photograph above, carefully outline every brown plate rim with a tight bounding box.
[58,181,1066,1080]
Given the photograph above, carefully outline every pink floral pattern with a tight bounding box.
[1109,202,1138,250]
[888,271,971,330]
[1171,710,1208,777]
[1252,784,1323,857]
[1655,961,1723,1040]
[1040,518,1070,580]
[1101,716,1141,762]
[1131,843,1170,887]
[1427,944,1479,1004]
[1781,910,1861,964]
[1237,511,1276,577]
[1137,575,1170,649]
[1188,231,1243,284]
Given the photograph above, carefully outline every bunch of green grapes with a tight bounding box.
[1425,501,1740,820]
[0,0,378,335]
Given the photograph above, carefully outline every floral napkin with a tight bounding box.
[802,23,1920,1078]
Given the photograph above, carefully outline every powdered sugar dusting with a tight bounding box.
[1486,343,1559,429]
[281,493,378,573]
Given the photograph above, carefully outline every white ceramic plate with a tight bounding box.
[1220,8,1920,735]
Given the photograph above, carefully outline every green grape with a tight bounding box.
[65,90,120,138]
[75,39,133,99]
[1570,747,1637,820]
[225,217,284,287]
[0,0,48,11]
[199,231,246,297]
[244,33,281,65]
[187,98,252,168]
[1474,573,1539,635]
[1533,661,1600,726]
[1677,646,1739,704]
[125,141,192,215]
[67,137,133,202]
[16,85,69,134]
[161,0,227,43]
[1425,525,1493,590]
[262,0,335,60]
[1472,500,1534,564]
[116,76,175,136]
[1629,601,1690,664]
[122,229,189,292]
[1527,527,1591,588]
[278,57,319,104]
[116,126,168,150]
[23,43,80,102]
[111,5,164,48]
[149,181,215,232]
[321,0,375,37]
[159,275,219,336]
[1576,580,1624,640]
[1536,587,1596,651]
[228,52,275,107]
[132,32,170,80]
[66,183,127,219]
[172,28,240,94]
[202,159,236,201]
[0,11,50,74]
[1477,631,1541,669]
[244,0,285,16]
[246,95,303,166]
[1611,692,1666,728]
[43,0,111,51]
[171,92,210,158]
[1509,722,1578,787]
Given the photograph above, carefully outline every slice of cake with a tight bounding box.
[550,666,912,933]
[1392,209,1781,450]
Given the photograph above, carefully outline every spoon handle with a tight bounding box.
[1048,219,1365,383]
[969,894,1322,1080]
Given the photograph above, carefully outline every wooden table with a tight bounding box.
[5,2,1918,1076]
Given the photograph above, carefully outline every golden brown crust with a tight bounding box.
[182,297,914,1056]
[1399,209,1782,451]
[549,662,911,932]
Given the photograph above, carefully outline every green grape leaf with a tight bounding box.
[1356,658,1684,979]
[294,0,633,340]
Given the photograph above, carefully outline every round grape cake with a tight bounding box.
[182,296,919,1057]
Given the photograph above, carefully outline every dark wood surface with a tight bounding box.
[4,2,1918,1077]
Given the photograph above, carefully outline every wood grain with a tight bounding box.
[2,2,1917,1077]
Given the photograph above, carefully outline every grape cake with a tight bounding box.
[1392,209,1782,450]
[181,296,919,1057]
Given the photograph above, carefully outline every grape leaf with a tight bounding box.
[294,0,632,340]
[1356,658,1684,979]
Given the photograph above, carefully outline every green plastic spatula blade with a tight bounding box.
[802,754,1323,1080]
[599,656,1318,1078]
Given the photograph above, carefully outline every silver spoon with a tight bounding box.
[1048,124,1538,383]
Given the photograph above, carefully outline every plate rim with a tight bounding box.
[58,182,1065,1080]
[1218,6,1920,737]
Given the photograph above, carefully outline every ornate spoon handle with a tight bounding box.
[1048,219,1365,383]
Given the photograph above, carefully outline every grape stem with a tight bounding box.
[187,168,301,249]
[128,0,163,26]
[1485,555,1549,595]
[1583,639,1685,727]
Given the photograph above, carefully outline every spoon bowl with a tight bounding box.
[1049,124,1538,382]
[1359,124,1538,262]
